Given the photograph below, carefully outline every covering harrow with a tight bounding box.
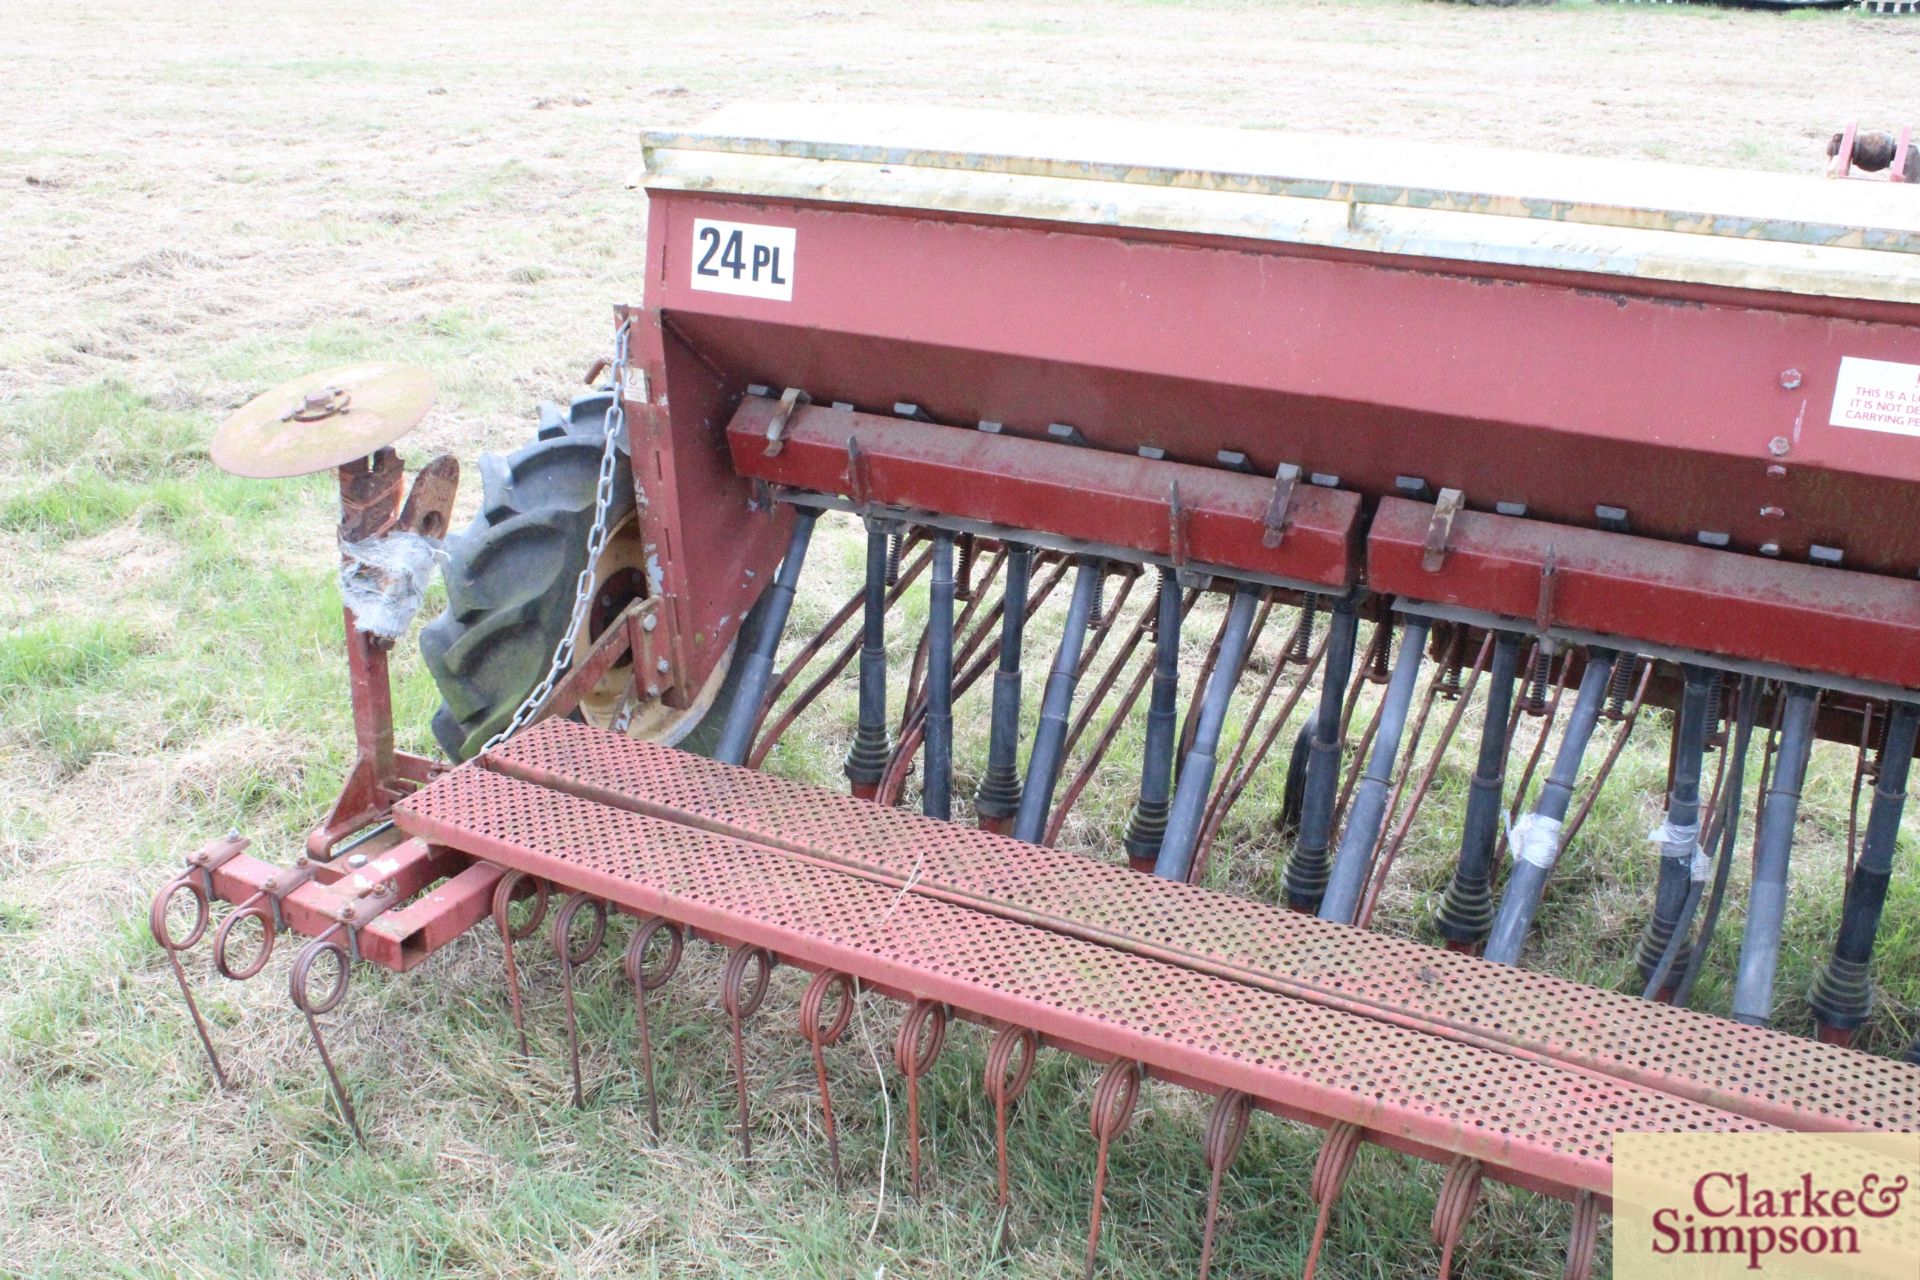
[156,105,1920,1273]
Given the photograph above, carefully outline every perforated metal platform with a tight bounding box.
[481,719,1920,1135]
[395,762,1774,1198]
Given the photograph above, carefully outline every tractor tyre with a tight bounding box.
[419,392,744,761]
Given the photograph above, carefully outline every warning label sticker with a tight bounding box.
[1830,356,1920,437]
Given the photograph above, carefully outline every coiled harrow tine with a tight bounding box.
[720,944,773,1159]
[894,999,949,1198]
[491,869,549,1059]
[290,924,361,1143]
[1196,1089,1254,1280]
[550,891,608,1108]
[1302,1120,1365,1280]
[1430,1155,1484,1280]
[149,871,228,1089]
[1082,1059,1141,1280]
[983,1022,1038,1245]
[624,916,684,1138]
[798,970,855,1187]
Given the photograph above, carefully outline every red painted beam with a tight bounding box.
[726,399,1361,589]
[1369,496,1920,691]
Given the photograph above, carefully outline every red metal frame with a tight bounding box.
[1368,496,1920,692]
[725,399,1361,589]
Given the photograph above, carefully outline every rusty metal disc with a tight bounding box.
[211,363,435,478]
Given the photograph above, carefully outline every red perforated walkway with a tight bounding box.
[478,719,1920,1136]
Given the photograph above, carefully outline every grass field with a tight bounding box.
[4,1,1919,1276]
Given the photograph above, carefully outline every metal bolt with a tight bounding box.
[1779,368,1802,390]
[225,828,242,841]
[340,904,356,921]
[656,657,670,673]
[1768,436,1790,457]
[347,853,369,869]
[641,614,658,632]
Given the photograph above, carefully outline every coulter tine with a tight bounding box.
[491,869,549,1059]
[1153,585,1262,882]
[1673,674,1762,1009]
[1634,665,1716,995]
[1430,1156,1485,1280]
[1012,558,1104,843]
[1731,683,1820,1027]
[1302,1120,1364,1280]
[289,925,362,1144]
[1123,569,1182,870]
[1083,1059,1141,1280]
[148,874,228,1089]
[974,543,1032,831]
[1483,648,1618,966]
[1811,699,1920,1044]
[624,917,684,1139]
[1196,1090,1254,1280]
[843,525,893,798]
[1436,631,1523,950]
[923,532,956,819]
[720,945,773,1159]
[799,970,855,1186]
[550,892,609,1108]
[1284,597,1361,910]
[1319,614,1431,923]
[893,1000,949,1198]
[715,509,818,765]
[984,1023,1038,1245]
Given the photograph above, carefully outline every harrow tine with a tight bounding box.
[1563,1190,1601,1280]
[1284,596,1360,911]
[550,891,608,1107]
[1732,683,1820,1027]
[1436,632,1523,950]
[1483,648,1619,966]
[798,970,855,1186]
[1495,645,1572,861]
[1811,699,1920,1044]
[289,924,362,1143]
[1320,615,1431,923]
[715,508,818,765]
[1429,1156,1484,1280]
[624,917,684,1138]
[1123,569,1183,869]
[1082,1059,1141,1280]
[149,873,228,1089]
[1634,665,1716,997]
[490,869,549,1059]
[893,999,949,1197]
[1012,558,1105,842]
[843,524,895,798]
[1152,584,1262,881]
[1302,1120,1364,1280]
[720,945,773,1159]
[923,532,956,819]
[983,1022,1038,1247]
[974,543,1032,830]
[1196,1089,1253,1280]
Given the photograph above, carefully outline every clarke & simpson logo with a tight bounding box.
[1615,1133,1919,1279]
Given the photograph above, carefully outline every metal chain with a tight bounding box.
[479,318,634,754]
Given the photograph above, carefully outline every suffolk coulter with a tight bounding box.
[159,107,1920,1274]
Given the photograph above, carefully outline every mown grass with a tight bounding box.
[6,1,1919,1277]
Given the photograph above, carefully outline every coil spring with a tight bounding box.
[884,528,904,587]
[1521,646,1553,716]
[1289,594,1319,664]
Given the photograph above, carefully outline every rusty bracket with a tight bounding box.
[537,595,662,719]
[1261,463,1300,549]
[764,387,811,457]
[395,453,460,542]
[1168,478,1190,569]
[1534,545,1559,634]
[1421,488,1464,572]
[183,831,251,896]
[845,434,873,508]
